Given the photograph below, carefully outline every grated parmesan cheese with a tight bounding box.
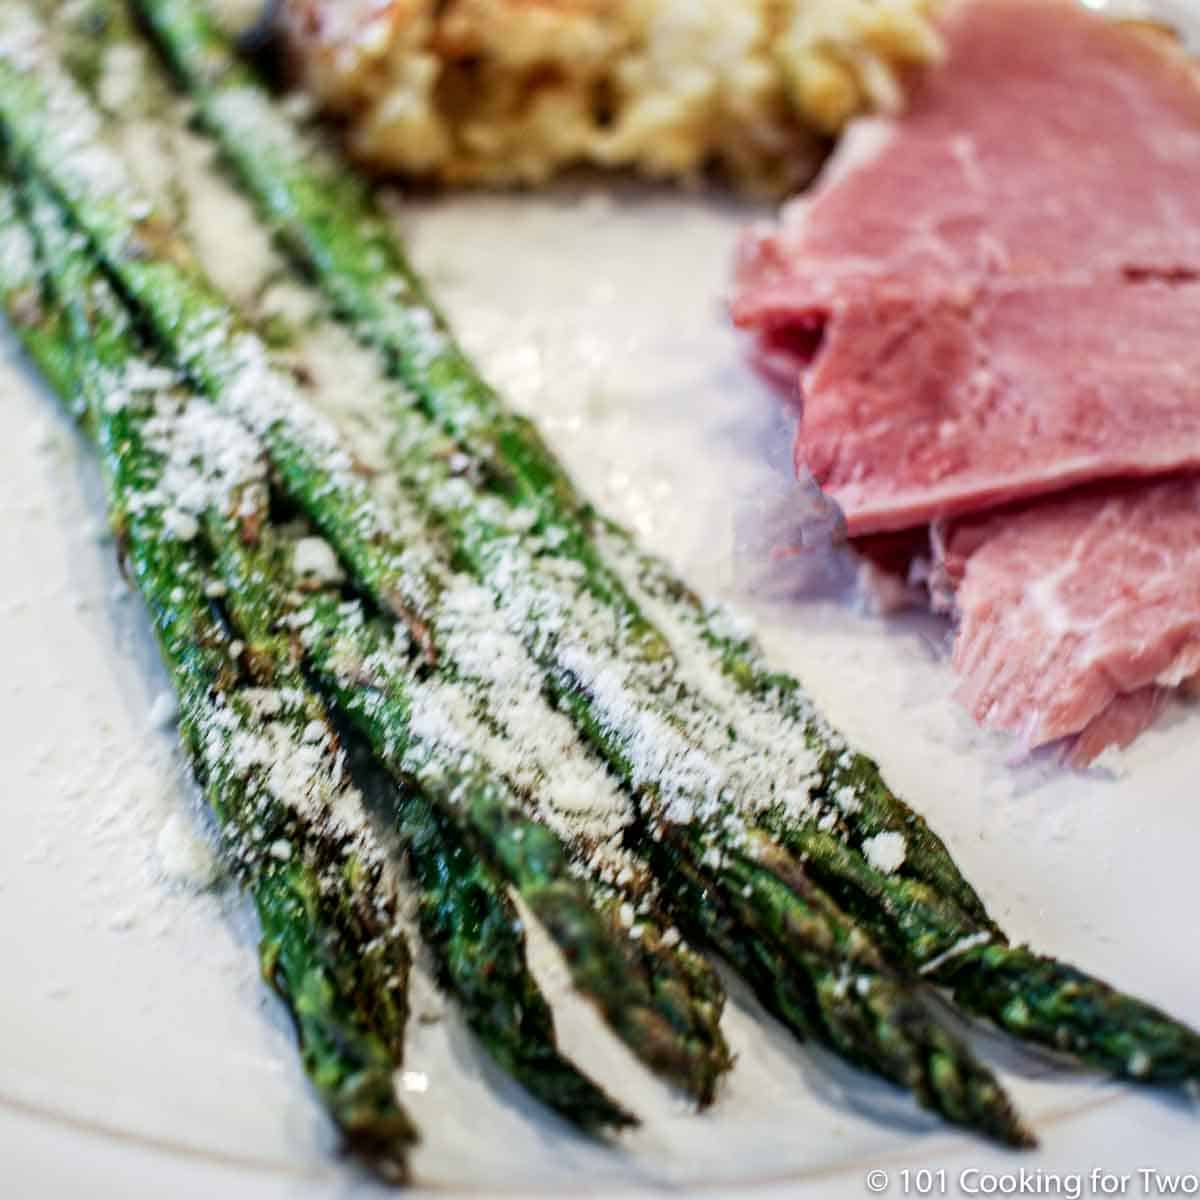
[293,535,345,584]
[862,831,907,875]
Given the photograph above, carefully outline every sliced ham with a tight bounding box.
[1064,687,1169,770]
[938,478,1200,759]
[732,0,1200,764]
[732,0,1200,536]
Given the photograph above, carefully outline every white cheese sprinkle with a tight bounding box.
[292,535,345,584]
[862,831,907,875]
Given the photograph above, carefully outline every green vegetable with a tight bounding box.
[0,12,737,1105]
[208,511,720,1108]
[11,0,1199,1152]
[207,517,639,1131]
[0,9,1031,1143]
[127,0,1200,1097]
[210,519,731,1104]
[646,826,1031,1148]
[2,179,416,1176]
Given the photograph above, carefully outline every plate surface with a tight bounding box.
[3,12,1200,1193]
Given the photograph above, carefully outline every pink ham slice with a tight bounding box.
[732,0,1200,537]
[1064,688,1169,769]
[937,478,1200,762]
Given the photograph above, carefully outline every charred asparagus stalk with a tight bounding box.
[2,180,417,1175]
[310,428,1033,1142]
[14,0,1195,1132]
[0,10,732,1100]
[645,828,1027,1147]
[769,820,1200,1083]
[127,0,995,926]
[387,784,639,1130]
[208,514,724,1105]
[0,15,1035,1144]
[127,0,1200,1094]
[205,516,640,1130]
[13,168,646,1138]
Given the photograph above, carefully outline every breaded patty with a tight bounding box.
[276,0,945,192]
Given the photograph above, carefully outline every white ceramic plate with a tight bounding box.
[3,9,1200,1195]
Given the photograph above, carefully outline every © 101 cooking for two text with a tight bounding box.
[864,1166,1200,1198]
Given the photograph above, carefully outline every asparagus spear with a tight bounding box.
[939,944,1200,1085]
[204,509,650,1126]
[0,26,1038,1144]
[132,0,1200,1095]
[2,181,417,1175]
[644,830,1029,1147]
[15,152,643,1132]
[769,820,1200,1084]
[126,0,998,926]
[371,436,1038,1144]
[209,517,731,1104]
[0,16,745,1106]
[387,787,640,1130]
[8,7,1162,1142]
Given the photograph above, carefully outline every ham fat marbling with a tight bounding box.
[733,0,1200,763]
